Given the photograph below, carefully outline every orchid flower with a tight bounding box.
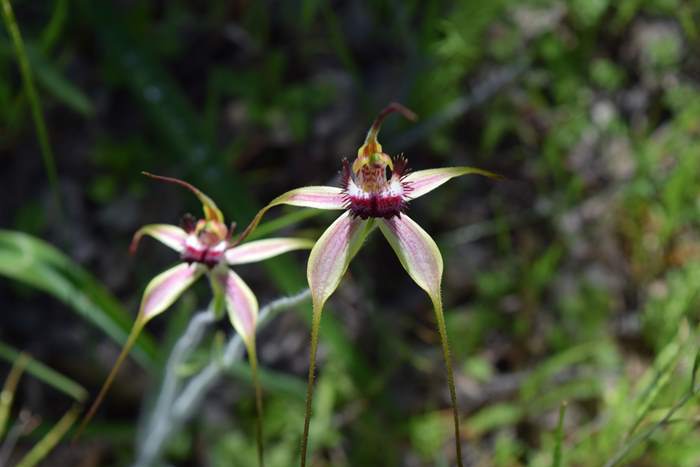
[236,103,500,466]
[77,174,313,466]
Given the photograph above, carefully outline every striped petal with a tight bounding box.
[138,263,203,324]
[78,261,202,437]
[225,237,314,265]
[377,214,443,303]
[307,212,375,308]
[130,224,188,254]
[213,268,259,345]
[142,172,225,223]
[404,167,502,200]
[235,186,346,245]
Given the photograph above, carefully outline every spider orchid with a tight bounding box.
[77,174,313,466]
[235,103,500,467]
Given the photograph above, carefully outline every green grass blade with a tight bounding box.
[0,352,29,439]
[0,230,157,369]
[26,45,94,116]
[0,342,86,403]
[552,401,567,467]
[1,0,62,212]
[15,404,80,467]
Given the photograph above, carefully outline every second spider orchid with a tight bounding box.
[78,174,313,465]
[238,103,501,467]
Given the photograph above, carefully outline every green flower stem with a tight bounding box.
[248,341,265,467]
[300,302,322,467]
[134,289,311,467]
[75,321,145,440]
[431,295,463,467]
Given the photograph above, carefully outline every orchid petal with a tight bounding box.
[377,214,443,302]
[130,224,188,254]
[142,172,225,223]
[138,263,203,324]
[235,186,346,245]
[268,186,347,210]
[300,212,374,466]
[404,166,502,200]
[225,237,314,265]
[213,268,259,345]
[77,263,202,439]
[378,214,465,465]
[307,211,374,309]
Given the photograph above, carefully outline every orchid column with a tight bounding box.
[237,103,501,466]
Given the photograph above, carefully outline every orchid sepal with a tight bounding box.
[307,212,375,310]
[137,263,204,325]
[213,267,259,348]
[404,166,503,201]
[377,214,443,302]
[130,224,188,255]
[226,237,314,265]
[235,186,347,245]
[142,172,225,223]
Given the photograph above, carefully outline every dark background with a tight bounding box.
[2,1,700,465]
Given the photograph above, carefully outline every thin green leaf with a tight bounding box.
[0,352,29,438]
[1,0,62,211]
[0,341,87,402]
[0,230,157,369]
[26,45,94,116]
[691,346,700,392]
[552,401,567,467]
[15,404,80,467]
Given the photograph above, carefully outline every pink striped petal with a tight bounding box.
[307,212,375,308]
[404,167,502,200]
[138,263,203,323]
[235,186,346,245]
[225,237,314,265]
[130,224,188,254]
[269,186,347,210]
[377,214,443,304]
[213,268,259,343]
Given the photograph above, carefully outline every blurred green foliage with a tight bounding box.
[1,0,700,465]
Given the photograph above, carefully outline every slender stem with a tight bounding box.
[300,301,322,467]
[74,322,144,441]
[248,341,265,467]
[136,309,216,458]
[1,0,62,213]
[135,290,310,467]
[431,295,463,467]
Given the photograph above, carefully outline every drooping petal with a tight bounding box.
[142,172,225,223]
[225,237,314,265]
[377,213,443,302]
[307,211,375,308]
[76,262,201,440]
[403,166,502,200]
[234,186,346,245]
[130,224,188,254]
[377,214,464,465]
[138,263,204,324]
[213,268,259,345]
